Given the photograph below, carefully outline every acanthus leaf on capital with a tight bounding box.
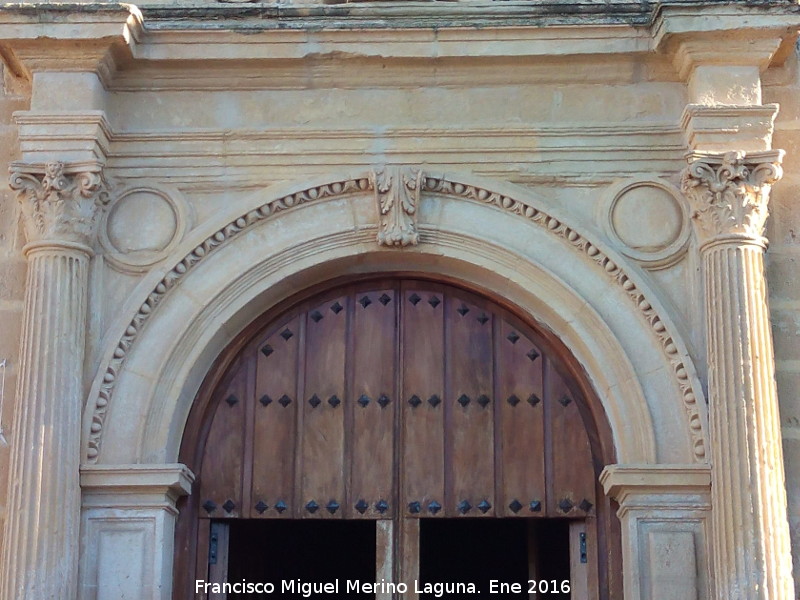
[10,161,109,248]
[371,165,422,247]
[681,150,783,247]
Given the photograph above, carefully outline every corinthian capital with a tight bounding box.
[681,150,783,247]
[10,161,109,249]
[371,165,422,247]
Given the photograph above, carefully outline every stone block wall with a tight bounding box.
[765,45,800,586]
[0,61,27,560]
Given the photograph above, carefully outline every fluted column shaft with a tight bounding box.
[0,161,107,600]
[1,245,90,600]
[683,151,794,599]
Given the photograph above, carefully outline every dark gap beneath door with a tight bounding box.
[418,518,571,599]
[226,519,376,599]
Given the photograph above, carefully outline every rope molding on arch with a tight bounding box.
[85,170,706,463]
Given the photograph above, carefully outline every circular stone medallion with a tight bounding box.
[101,186,188,272]
[603,179,689,269]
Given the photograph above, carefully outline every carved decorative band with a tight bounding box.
[9,161,109,248]
[86,167,706,463]
[681,150,783,249]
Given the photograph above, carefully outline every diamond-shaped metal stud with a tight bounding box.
[477,395,490,408]
[478,500,492,514]
[458,394,471,407]
[375,500,389,514]
[378,394,390,409]
[428,395,441,408]
[530,500,542,512]
[527,348,540,362]
[261,345,274,357]
[527,394,541,407]
[355,499,369,514]
[579,499,593,512]
[559,498,574,513]
[359,296,372,308]
[255,500,268,514]
[223,499,236,513]
[259,395,272,407]
[408,395,422,408]
[202,500,217,514]
[409,293,422,306]
[358,395,370,408]
[310,311,324,323]
[428,296,441,308]
[280,328,293,341]
[309,395,321,408]
[559,395,572,407]
[279,394,292,407]
[457,304,470,316]
[275,500,287,514]
[306,500,320,514]
[408,501,421,514]
[477,313,489,325]
[330,302,343,314]
[507,395,520,407]
[457,500,472,514]
[428,501,442,515]
[328,395,341,408]
[326,500,340,514]
[509,499,523,514]
[225,394,238,407]
[379,294,392,306]
[507,332,520,344]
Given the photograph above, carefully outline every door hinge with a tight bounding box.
[579,532,587,564]
[209,522,220,565]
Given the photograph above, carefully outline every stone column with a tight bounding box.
[682,150,794,599]
[0,161,107,600]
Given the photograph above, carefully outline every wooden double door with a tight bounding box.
[176,279,619,598]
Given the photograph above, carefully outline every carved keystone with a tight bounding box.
[371,165,422,247]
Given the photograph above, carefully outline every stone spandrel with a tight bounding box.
[9,161,108,250]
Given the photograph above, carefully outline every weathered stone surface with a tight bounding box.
[0,2,797,599]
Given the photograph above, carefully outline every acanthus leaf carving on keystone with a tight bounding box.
[681,150,783,247]
[10,160,109,247]
[371,165,422,247]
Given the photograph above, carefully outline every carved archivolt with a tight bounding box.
[10,161,108,247]
[86,167,707,463]
[681,150,783,247]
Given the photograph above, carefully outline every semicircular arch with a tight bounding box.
[82,169,707,467]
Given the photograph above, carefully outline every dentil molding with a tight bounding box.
[9,160,109,251]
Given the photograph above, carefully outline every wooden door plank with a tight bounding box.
[446,294,495,518]
[376,520,394,600]
[251,315,301,519]
[495,318,546,518]
[198,361,247,519]
[546,358,596,518]
[398,518,420,600]
[300,295,348,518]
[208,521,230,600]
[400,285,445,519]
[349,288,397,519]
